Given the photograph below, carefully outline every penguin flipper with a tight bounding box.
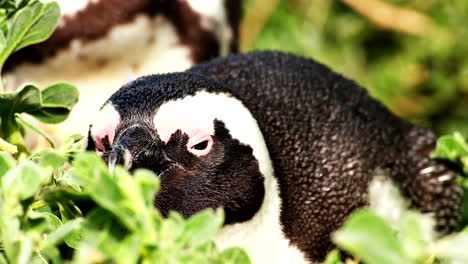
[391,126,463,233]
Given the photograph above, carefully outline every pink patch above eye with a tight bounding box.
[187,129,213,157]
[152,110,213,156]
[95,122,118,151]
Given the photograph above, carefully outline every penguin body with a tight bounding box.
[87,51,462,263]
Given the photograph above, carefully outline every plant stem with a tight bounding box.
[0,81,4,93]
[15,113,56,148]
[0,137,17,154]
[3,118,28,155]
[30,200,49,210]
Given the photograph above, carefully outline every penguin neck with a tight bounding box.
[214,147,309,264]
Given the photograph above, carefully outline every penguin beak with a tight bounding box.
[107,123,163,173]
[108,145,132,173]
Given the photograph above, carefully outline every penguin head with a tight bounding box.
[87,73,268,224]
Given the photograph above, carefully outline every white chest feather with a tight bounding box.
[368,170,436,238]
[215,175,309,264]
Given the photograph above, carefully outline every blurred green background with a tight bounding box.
[242,0,468,136]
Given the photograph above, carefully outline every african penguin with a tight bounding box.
[86,51,463,264]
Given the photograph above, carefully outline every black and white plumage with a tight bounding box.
[87,51,463,263]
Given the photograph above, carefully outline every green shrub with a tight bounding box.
[0,147,250,263]
[0,0,77,155]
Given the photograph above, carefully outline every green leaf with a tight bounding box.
[69,244,105,264]
[28,107,71,124]
[323,250,344,264]
[61,134,84,149]
[0,151,16,176]
[463,225,468,233]
[0,137,18,154]
[33,247,61,264]
[431,132,468,161]
[65,226,83,249]
[0,91,16,112]
[0,253,7,264]
[60,134,84,158]
[28,82,79,124]
[71,152,110,185]
[461,156,468,174]
[433,233,468,262]
[1,219,22,261]
[40,218,84,250]
[218,247,251,264]
[27,211,62,233]
[111,234,140,264]
[133,169,159,207]
[0,0,15,10]
[180,209,224,247]
[1,161,46,200]
[71,153,137,230]
[400,212,432,262]
[0,85,41,123]
[332,209,414,264]
[15,0,29,8]
[29,149,66,169]
[16,238,33,264]
[57,202,80,224]
[40,82,79,110]
[59,204,84,249]
[160,211,185,245]
[5,0,43,51]
[0,29,6,52]
[81,208,128,258]
[42,187,92,205]
[14,1,60,51]
[9,84,42,114]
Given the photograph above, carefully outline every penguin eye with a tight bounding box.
[187,133,213,157]
[192,140,209,150]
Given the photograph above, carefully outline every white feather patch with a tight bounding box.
[185,0,232,55]
[42,0,98,17]
[153,91,309,264]
[154,91,269,175]
[89,103,120,143]
[368,170,436,239]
